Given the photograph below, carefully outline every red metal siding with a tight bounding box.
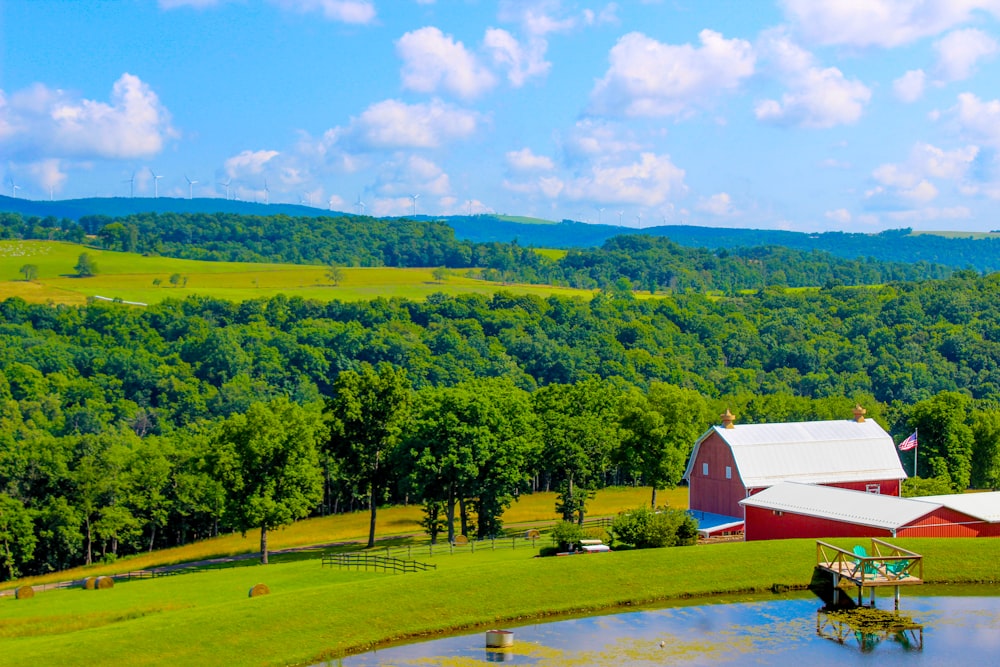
[743,505,892,541]
[689,433,746,518]
[897,507,987,538]
[827,480,902,496]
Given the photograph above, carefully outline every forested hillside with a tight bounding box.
[2,271,1000,577]
[0,211,952,291]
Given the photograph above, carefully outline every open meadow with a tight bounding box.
[0,240,595,305]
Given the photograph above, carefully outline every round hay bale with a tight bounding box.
[14,586,35,600]
[248,583,270,598]
[453,534,468,546]
[95,576,115,590]
[83,577,97,590]
[526,529,541,540]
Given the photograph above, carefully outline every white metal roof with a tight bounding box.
[684,419,907,487]
[914,492,1000,523]
[739,482,941,530]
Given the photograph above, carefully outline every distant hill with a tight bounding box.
[4,195,1000,272]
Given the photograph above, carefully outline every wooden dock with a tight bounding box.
[815,538,923,609]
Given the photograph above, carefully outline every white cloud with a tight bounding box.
[755,32,871,128]
[869,142,978,204]
[697,192,735,216]
[562,152,687,206]
[894,69,926,102]
[351,99,482,149]
[397,27,496,99]
[270,0,376,24]
[781,0,1000,48]
[934,28,998,81]
[0,73,175,162]
[952,92,1000,147]
[224,149,279,179]
[483,28,551,86]
[589,30,755,118]
[561,119,643,162]
[499,0,578,36]
[373,154,451,197]
[506,147,554,171]
[825,208,852,224]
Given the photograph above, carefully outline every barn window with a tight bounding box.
[725,466,732,479]
[866,483,881,494]
[772,510,783,517]
[702,462,708,476]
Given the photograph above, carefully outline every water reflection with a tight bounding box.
[332,591,1000,666]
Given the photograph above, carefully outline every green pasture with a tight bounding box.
[532,247,569,260]
[0,241,596,305]
[495,215,556,225]
[3,537,1000,666]
[910,230,1000,239]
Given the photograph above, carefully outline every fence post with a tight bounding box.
[471,540,475,553]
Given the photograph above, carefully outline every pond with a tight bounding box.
[329,586,1000,666]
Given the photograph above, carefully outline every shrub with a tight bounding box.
[249,583,270,598]
[14,586,35,599]
[551,521,585,552]
[610,506,698,549]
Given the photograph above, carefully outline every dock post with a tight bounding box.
[895,585,900,611]
[832,574,839,606]
[870,586,875,608]
[857,585,863,607]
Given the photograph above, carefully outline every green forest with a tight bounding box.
[1,211,999,580]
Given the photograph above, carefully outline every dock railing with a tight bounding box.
[816,538,922,584]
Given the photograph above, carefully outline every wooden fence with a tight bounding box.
[322,552,436,573]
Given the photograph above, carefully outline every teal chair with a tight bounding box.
[852,545,878,576]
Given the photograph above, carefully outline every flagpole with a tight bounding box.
[914,427,918,478]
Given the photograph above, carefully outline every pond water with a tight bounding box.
[330,587,1000,666]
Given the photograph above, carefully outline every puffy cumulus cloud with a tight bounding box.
[372,154,451,198]
[697,192,736,216]
[483,28,551,86]
[224,149,279,179]
[560,119,643,162]
[350,99,482,150]
[781,0,1000,48]
[589,30,755,118]
[869,142,978,203]
[269,0,375,24]
[498,0,579,37]
[506,147,554,172]
[0,73,175,162]
[951,92,1000,146]
[934,28,998,81]
[562,152,687,206]
[12,159,69,195]
[397,27,496,99]
[894,69,926,102]
[755,33,871,128]
[825,208,852,224]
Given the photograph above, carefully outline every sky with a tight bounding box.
[4,1,1000,232]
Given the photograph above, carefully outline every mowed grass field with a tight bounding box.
[0,240,596,305]
[4,536,1000,666]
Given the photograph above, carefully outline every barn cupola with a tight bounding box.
[720,408,736,429]
[853,404,867,423]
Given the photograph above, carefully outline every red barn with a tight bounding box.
[740,482,1000,540]
[683,409,907,535]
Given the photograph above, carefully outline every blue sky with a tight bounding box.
[4,1,1000,232]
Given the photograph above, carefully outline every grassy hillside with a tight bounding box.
[3,536,999,666]
[0,240,596,305]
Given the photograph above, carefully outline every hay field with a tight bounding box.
[0,241,596,305]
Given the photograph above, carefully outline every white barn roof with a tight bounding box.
[684,419,907,488]
[740,482,940,530]
[914,492,1000,523]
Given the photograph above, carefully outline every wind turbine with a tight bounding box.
[618,210,624,227]
[150,168,164,198]
[355,193,366,215]
[596,206,605,225]
[8,176,19,198]
[219,178,232,200]
[185,175,198,200]
[123,172,135,198]
[410,193,420,217]
[637,212,642,230]
[263,179,270,205]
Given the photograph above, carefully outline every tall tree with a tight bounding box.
[906,391,975,491]
[326,363,410,548]
[211,398,323,564]
[74,252,97,277]
[0,493,36,581]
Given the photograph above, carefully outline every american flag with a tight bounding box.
[898,432,918,451]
